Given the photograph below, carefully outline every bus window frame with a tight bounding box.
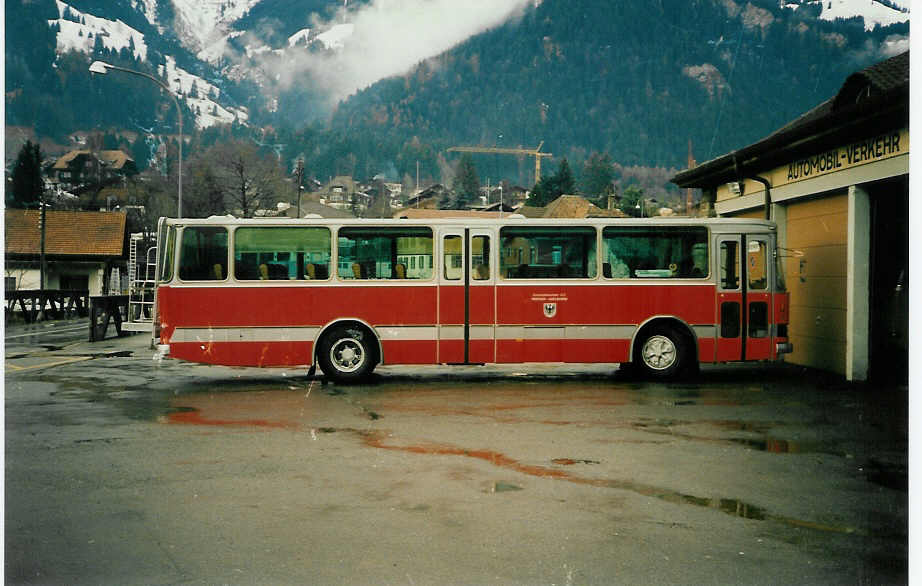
[232,225,333,282]
[158,223,176,284]
[600,225,711,281]
[335,225,435,282]
[177,225,230,283]
[498,225,598,280]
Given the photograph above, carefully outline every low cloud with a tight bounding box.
[257,0,533,107]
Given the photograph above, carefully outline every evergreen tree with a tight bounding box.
[528,158,576,207]
[579,152,615,203]
[10,141,44,209]
[445,153,480,210]
[556,158,575,195]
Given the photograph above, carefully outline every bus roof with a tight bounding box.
[160,215,778,233]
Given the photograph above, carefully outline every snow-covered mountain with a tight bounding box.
[17,0,914,139]
[49,0,249,129]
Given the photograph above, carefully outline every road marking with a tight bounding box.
[5,356,93,372]
[5,324,89,340]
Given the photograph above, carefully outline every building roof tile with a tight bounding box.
[5,209,127,257]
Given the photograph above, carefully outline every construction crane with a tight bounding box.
[447,141,553,184]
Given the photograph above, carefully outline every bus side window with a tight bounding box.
[444,235,462,280]
[234,227,331,281]
[748,240,767,290]
[499,227,596,279]
[602,226,707,279]
[339,227,433,280]
[720,241,740,289]
[179,227,228,281]
[472,235,490,280]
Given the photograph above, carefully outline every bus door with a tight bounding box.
[715,234,774,362]
[438,229,496,364]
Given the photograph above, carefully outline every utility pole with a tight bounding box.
[294,159,304,218]
[39,190,47,291]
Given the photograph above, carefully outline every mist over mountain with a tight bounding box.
[331,0,910,171]
[5,0,910,188]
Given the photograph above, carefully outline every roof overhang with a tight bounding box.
[673,85,908,189]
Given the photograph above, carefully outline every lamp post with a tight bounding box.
[294,158,305,218]
[89,60,183,218]
[635,197,658,218]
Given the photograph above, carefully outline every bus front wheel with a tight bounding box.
[634,326,687,379]
[317,325,376,383]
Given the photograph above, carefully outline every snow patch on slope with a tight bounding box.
[315,23,355,50]
[50,0,148,61]
[814,0,909,30]
[160,56,249,129]
[171,0,261,58]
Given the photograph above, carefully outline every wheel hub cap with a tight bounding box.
[643,335,676,370]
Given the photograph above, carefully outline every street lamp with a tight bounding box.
[635,197,657,218]
[89,60,183,218]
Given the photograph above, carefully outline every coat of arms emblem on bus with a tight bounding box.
[543,302,557,318]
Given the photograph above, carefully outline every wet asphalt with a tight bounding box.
[4,327,909,585]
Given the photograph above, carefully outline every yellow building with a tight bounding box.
[673,51,908,383]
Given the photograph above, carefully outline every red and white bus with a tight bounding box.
[151,216,792,382]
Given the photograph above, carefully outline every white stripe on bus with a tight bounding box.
[170,324,724,344]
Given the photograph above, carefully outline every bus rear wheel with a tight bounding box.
[317,325,377,383]
[634,326,687,379]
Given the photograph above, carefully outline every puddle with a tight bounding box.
[357,430,861,535]
[164,407,298,430]
[630,419,838,456]
[730,437,808,453]
[154,392,865,536]
[552,458,600,465]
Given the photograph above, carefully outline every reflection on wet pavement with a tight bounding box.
[158,379,885,537]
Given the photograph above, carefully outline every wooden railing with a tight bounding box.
[5,289,89,323]
[89,295,129,342]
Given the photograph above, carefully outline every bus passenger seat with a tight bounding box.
[213,264,224,280]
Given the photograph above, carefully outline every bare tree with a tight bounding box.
[203,140,286,218]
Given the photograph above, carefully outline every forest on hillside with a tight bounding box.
[330,0,906,171]
[5,0,908,201]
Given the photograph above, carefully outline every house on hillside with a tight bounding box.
[477,184,529,208]
[48,150,138,190]
[316,176,371,213]
[5,209,128,295]
[285,200,356,219]
[403,183,450,210]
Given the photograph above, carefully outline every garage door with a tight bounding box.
[783,194,848,375]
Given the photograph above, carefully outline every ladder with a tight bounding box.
[122,233,156,332]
